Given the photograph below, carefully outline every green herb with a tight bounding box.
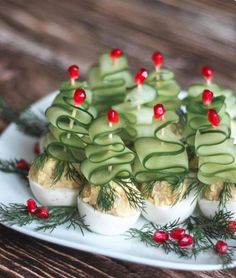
[0,97,48,137]
[0,159,28,178]
[0,203,89,234]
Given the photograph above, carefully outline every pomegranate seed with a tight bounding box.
[201,66,214,80]
[107,109,119,124]
[110,48,123,59]
[152,51,164,66]
[208,109,220,126]
[73,88,86,105]
[135,69,148,85]
[170,228,186,240]
[68,65,79,79]
[35,207,49,219]
[16,159,30,171]
[26,199,37,214]
[153,103,166,119]
[178,234,193,247]
[228,220,236,233]
[153,230,169,243]
[215,240,228,255]
[202,89,214,105]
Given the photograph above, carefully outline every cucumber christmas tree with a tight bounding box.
[88,48,133,112]
[80,108,142,212]
[30,65,95,185]
[145,51,181,111]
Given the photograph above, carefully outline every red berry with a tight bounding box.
[26,199,37,214]
[228,220,236,233]
[153,103,166,119]
[68,65,79,79]
[201,66,214,80]
[16,159,30,171]
[178,234,193,247]
[135,68,148,85]
[215,240,228,255]
[208,109,220,126]
[107,109,119,124]
[152,51,164,66]
[202,89,214,105]
[34,142,40,155]
[36,207,49,219]
[110,48,123,59]
[170,228,186,240]
[73,88,86,105]
[153,230,169,243]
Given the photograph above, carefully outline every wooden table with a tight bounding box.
[0,0,236,277]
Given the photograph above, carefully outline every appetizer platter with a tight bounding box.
[0,49,236,270]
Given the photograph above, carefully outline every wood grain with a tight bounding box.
[0,0,236,277]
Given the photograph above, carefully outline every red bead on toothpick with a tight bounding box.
[202,89,214,106]
[208,109,220,127]
[201,66,214,84]
[152,51,163,69]
[107,109,119,125]
[135,68,148,85]
[68,65,79,85]
[73,88,86,106]
[153,103,166,120]
[110,48,123,62]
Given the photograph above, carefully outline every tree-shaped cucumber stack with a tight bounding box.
[78,109,142,235]
[113,68,156,143]
[195,92,236,218]
[145,51,181,111]
[28,66,95,206]
[133,104,195,225]
[88,48,133,112]
[186,66,236,139]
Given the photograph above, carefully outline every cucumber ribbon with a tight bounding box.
[88,53,133,112]
[133,111,188,184]
[81,115,135,185]
[43,81,96,162]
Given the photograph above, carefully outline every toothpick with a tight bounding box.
[67,108,77,139]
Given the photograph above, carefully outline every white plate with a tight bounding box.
[0,92,235,271]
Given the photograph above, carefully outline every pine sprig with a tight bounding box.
[0,159,29,178]
[0,203,89,234]
[0,97,48,137]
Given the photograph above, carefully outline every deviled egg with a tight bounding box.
[77,181,142,235]
[28,158,81,206]
[198,182,236,218]
[142,179,197,225]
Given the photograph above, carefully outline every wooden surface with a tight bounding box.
[0,0,236,277]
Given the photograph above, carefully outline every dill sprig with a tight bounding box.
[128,211,236,269]
[0,159,29,178]
[0,97,48,137]
[0,203,89,234]
[95,178,143,212]
[96,183,117,211]
[219,182,235,209]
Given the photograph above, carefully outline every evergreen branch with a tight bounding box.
[16,110,48,137]
[0,203,89,234]
[0,159,29,178]
[0,97,48,137]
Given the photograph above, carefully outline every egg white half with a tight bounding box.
[77,197,141,235]
[29,179,80,206]
[142,190,197,225]
[198,198,236,218]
